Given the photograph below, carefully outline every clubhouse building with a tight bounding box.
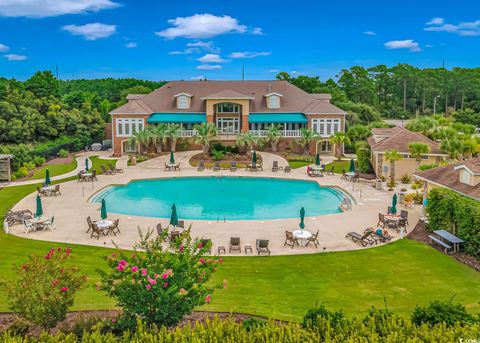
[109,80,347,156]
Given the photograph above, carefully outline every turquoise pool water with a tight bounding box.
[91,177,345,220]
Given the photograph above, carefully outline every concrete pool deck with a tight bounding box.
[9,150,421,255]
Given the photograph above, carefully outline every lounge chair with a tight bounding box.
[256,239,270,255]
[213,161,221,171]
[53,184,61,196]
[5,209,33,226]
[197,160,205,171]
[229,237,241,253]
[110,163,124,173]
[164,162,172,171]
[345,230,374,246]
[400,210,409,225]
[364,227,391,243]
[230,161,237,172]
[306,230,319,248]
[284,231,299,249]
[86,216,93,233]
[101,165,114,175]
[272,161,279,172]
[284,165,291,173]
[200,238,212,255]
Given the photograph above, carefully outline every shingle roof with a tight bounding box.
[109,80,346,115]
[110,98,153,115]
[201,89,255,99]
[414,158,480,200]
[368,126,444,155]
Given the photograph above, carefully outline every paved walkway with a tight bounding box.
[7,150,421,255]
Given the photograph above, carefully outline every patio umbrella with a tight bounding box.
[315,153,321,166]
[299,207,305,230]
[170,151,175,164]
[100,199,107,220]
[252,150,257,166]
[35,195,43,218]
[44,169,51,185]
[85,158,89,172]
[349,159,355,173]
[391,193,398,215]
[170,203,179,227]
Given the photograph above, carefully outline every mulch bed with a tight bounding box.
[190,152,262,166]
[0,310,278,336]
[407,221,480,272]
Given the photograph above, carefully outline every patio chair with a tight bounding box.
[174,163,181,171]
[156,223,164,236]
[110,163,124,173]
[305,230,320,248]
[229,237,241,253]
[284,231,299,249]
[101,165,114,175]
[91,169,97,181]
[396,218,408,233]
[345,230,374,247]
[341,169,349,180]
[37,186,50,197]
[386,219,398,230]
[230,161,237,172]
[213,161,221,171]
[197,160,205,171]
[164,162,172,171]
[257,163,263,171]
[284,165,291,173]
[377,213,386,227]
[176,220,185,230]
[272,161,279,172]
[326,166,335,175]
[170,230,180,242]
[44,216,55,231]
[256,239,271,255]
[53,184,61,196]
[77,172,87,182]
[107,164,117,174]
[387,206,392,214]
[400,210,409,225]
[109,219,120,236]
[90,222,103,240]
[352,172,360,182]
[200,238,212,255]
[23,220,36,235]
[86,216,93,233]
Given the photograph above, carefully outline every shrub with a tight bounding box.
[387,178,396,190]
[2,248,86,331]
[14,167,29,179]
[211,149,224,161]
[58,149,69,158]
[419,164,437,171]
[22,161,36,171]
[33,156,46,167]
[400,174,411,184]
[177,139,191,151]
[242,317,267,332]
[100,229,223,329]
[354,141,373,173]
[302,305,345,331]
[411,300,477,327]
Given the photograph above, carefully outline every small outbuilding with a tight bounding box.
[0,154,12,182]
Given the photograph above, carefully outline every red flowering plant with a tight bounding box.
[3,247,86,331]
[100,227,223,328]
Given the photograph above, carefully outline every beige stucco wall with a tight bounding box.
[374,153,441,180]
[205,99,250,132]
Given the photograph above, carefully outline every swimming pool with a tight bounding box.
[91,177,346,220]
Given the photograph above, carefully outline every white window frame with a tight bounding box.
[177,95,190,109]
[267,95,281,109]
[461,170,471,184]
[311,118,341,137]
[116,118,145,137]
[216,117,240,134]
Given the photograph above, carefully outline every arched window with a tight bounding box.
[215,102,241,113]
[177,95,190,109]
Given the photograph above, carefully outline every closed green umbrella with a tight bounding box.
[100,199,107,220]
[252,151,257,166]
[44,169,51,186]
[170,151,175,164]
[85,158,89,172]
[170,203,179,227]
[391,193,398,215]
[299,207,305,230]
[35,195,43,218]
[349,159,355,173]
[315,153,320,166]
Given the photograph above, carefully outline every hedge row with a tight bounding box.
[355,141,374,173]
[427,188,480,258]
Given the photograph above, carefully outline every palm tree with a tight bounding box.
[265,125,282,152]
[330,132,351,160]
[385,149,402,181]
[166,123,181,152]
[408,142,430,170]
[440,137,463,160]
[127,129,151,154]
[193,122,218,154]
[461,137,478,159]
[296,128,321,155]
[236,132,260,153]
[148,124,168,153]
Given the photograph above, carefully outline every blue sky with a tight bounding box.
[0,0,479,81]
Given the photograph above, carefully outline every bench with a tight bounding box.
[428,235,451,253]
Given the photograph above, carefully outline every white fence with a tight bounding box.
[250,130,302,138]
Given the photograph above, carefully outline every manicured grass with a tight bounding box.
[27,157,77,180]
[325,159,350,174]
[0,168,479,321]
[90,156,117,175]
[288,161,310,169]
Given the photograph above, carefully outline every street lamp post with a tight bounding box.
[433,95,440,115]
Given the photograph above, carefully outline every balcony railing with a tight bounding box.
[250,129,302,138]
[180,129,198,137]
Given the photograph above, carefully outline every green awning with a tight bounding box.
[249,113,308,124]
[147,113,206,124]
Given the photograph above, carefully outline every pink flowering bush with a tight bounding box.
[3,248,86,331]
[100,228,222,328]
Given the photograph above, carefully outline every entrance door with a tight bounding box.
[217,117,240,134]
[321,140,332,152]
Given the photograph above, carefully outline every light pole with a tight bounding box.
[433,95,440,115]
[401,115,405,127]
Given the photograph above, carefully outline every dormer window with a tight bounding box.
[174,93,193,109]
[265,92,283,109]
[461,169,471,185]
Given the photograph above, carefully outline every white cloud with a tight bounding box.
[197,64,222,70]
[5,54,27,61]
[190,75,205,80]
[197,53,226,63]
[290,70,303,75]
[125,42,137,48]
[229,51,271,59]
[425,44,434,48]
[425,18,480,36]
[252,27,264,35]
[364,31,376,35]
[156,13,248,39]
[0,0,119,18]
[269,69,280,73]
[384,39,422,52]
[426,17,444,25]
[0,43,9,52]
[187,41,220,53]
[62,23,116,40]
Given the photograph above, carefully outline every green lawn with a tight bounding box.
[90,156,117,175]
[27,157,77,180]
[325,159,351,173]
[1,164,479,321]
[288,161,311,169]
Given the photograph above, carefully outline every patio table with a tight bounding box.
[41,185,55,196]
[96,219,113,234]
[309,165,324,176]
[293,229,312,247]
[345,171,355,177]
[28,216,49,231]
[433,230,464,253]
